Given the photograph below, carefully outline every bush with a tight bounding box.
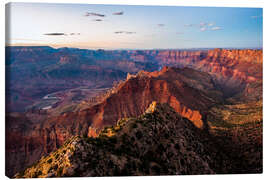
[33,170,42,178]
[109,137,117,144]
[121,133,129,143]
[55,153,59,159]
[57,166,64,176]
[53,164,58,170]
[135,131,143,140]
[47,158,53,163]
[174,143,180,150]
[132,123,138,129]
[151,165,161,174]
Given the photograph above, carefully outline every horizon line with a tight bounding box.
[5,44,263,51]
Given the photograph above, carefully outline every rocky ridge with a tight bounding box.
[15,102,229,178]
[6,67,223,177]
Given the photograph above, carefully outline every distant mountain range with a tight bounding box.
[6,46,262,112]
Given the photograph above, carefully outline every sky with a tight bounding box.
[6,2,263,49]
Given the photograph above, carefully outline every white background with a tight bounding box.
[0,0,269,180]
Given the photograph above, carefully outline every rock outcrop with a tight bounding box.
[14,102,228,178]
[150,49,262,97]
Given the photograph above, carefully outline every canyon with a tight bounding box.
[6,47,262,177]
[6,47,262,112]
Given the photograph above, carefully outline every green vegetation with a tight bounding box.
[47,158,53,164]
[207,100,262,136]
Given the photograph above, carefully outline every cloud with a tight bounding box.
[157,24,165,27]
[184,24,193,27]
[93,19,103,22]
[44,33,80,36]
[43,33,66,36]
[211,26,223,31]
[200,27,207,32]
[251,15,262,19]
[185,22,223,32]
[114,31,124,34]
[70,33,80,36]
[113,11,124,15]
[114,31,136,34]
[125,32,136,34]
[200,22,207,27]
[85,12,105,17]
[185,22,215,29]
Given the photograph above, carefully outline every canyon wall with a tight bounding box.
[6,47,262,177]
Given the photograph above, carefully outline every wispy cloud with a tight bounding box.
[70,33,80,36]
[251,15,262,19]
[125,32,136,34]
[43,33,80,36]
[200,22,207,27]
[113,11,124,15]
[93,19,103,22]
[114,31,124,34]
[184,22,223,32]
[85,12,106,17]
[200,27,207,32]
[186,22,215,29]
[114,31,136,34]
[43,33,66,36]
[184,24,193,27]
[211,26,223,31]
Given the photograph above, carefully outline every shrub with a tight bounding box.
[57,166,64,176]
[53,164,58,170]
[174,143,180,150]
[135,131,143,140]
[152,165,161,174]
[33,170,42,178]
[132,123,138,129]
[47,158,53,163]
[109,137,117,144]
[55,153,59,159]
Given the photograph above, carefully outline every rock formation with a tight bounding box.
[14,102,229,177]
[6,47,263,177]
[6,67,223,177]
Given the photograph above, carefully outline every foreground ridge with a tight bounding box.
[15,102,222,178]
